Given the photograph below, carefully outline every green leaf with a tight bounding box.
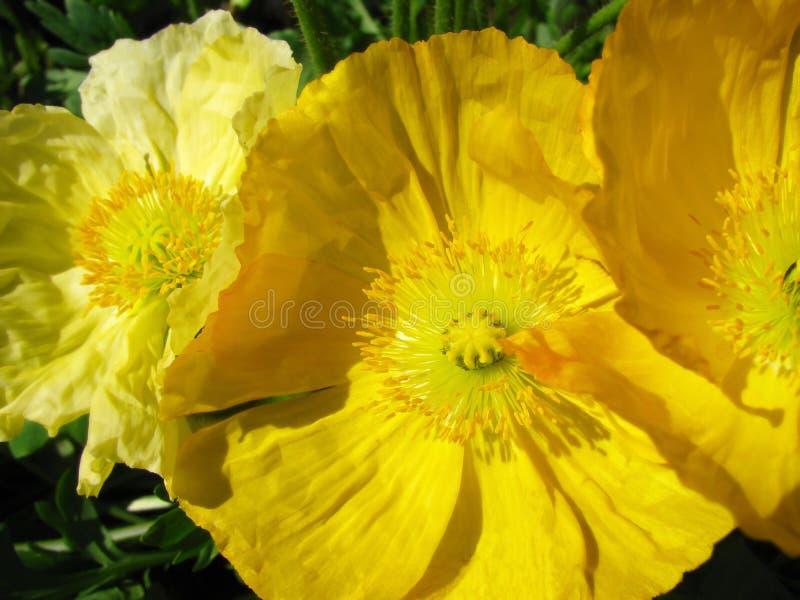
[0,0,22,28]
[409,0,429,42]
[140,508,199,549]
[33,501,67,538]
[77,583,148,600]
[25,0,87,53]
[9,421,49,459]
[151,482,172,504]
[25,0,133,56]
[35,469,123,566]
[347,0,384,38]
[188,538,218,572]
[48,47,88,69]
[45,67,86,96]
[61,88,82,116]
[53,467,83,520]
[14,31,42,74]
[139,506,218,571]
[290,0,339,75]
[60,415,89,447]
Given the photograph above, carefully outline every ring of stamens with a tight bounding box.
[701,169,800,371]
[355,228,585,443]
[74,169,222,313]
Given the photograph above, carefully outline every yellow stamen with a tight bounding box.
[702,168,800,373]
[74,169,222,313]
[358,229,587,444]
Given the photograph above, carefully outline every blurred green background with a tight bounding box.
[1,1,799,598]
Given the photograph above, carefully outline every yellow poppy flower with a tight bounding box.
[561,0,800,551]
[0,10,301,495]
[164,30,734,598]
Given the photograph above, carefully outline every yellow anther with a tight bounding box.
[74,169,221,313]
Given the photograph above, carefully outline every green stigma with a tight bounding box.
[442,310,506,370]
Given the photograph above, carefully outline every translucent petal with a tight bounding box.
[173,371,463,598]
[79,10,241,172]
[507,311,800,552]
[77,300,187,495]
[162,254,366,417]
[589,0,800,379]
[237,29,595,280]
[0,105,121,438]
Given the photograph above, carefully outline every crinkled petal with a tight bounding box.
[0,105,121,234]
[409,441,592,599]
[81,9,299,187]
[77,299,186,495]
[238,78,436,280]
[532,417,732,598]
[506,310,800,553]
[162,254,365,418]
[0,105,122,437]
[173,370,464,599]
[469,102,576,192]
[715,365,800,550]
[0,268,104,438]
[79,10,240,173]
[588,0,800,379]
[414,416,730,600]
[175,27,300,190]
[465,105,616,309]
[237,29,595,280]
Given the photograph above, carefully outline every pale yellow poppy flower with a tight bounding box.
[0,10,301,495]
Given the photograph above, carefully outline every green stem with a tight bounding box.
[492,0,508,30]
[472,0,488,29]
[290,0,337,74]
[351,0,385,39]
[409,2,427,42]
[434,0,454,34]
[392,0,410,39]
[105,505,148,525]
[566,27,610,66]
[553,0,628,57]
[185,0,199,20]
[454,0,468,30]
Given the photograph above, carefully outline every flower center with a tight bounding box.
[74,170,222,312]
[702,169,800,371]
[357,229,586,443]
[442,310,506,370]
